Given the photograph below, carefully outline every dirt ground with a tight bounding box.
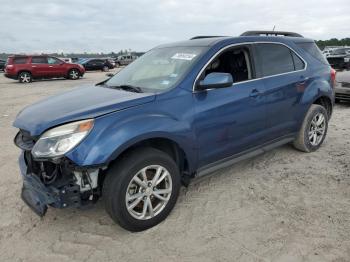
[0,70,349,262]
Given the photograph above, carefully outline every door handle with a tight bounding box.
[49,66,53,68]
[32,66,36,68]
[298,77,309,85]
[249,89,261,98]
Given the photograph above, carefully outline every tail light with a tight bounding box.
[330,68,336,88]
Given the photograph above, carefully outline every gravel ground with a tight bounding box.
[0,70,349,262]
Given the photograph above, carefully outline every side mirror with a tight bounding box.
[106,73,114,78]
[196,72,233,91]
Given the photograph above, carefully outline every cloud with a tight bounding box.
[0,0,349,53]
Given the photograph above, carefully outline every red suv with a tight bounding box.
[4,55,85,83]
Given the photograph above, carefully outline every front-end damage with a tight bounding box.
[15,129,104,216]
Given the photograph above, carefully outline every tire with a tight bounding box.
[103,147,181,232]
[102,65,109,72]
[18,71,32,83]
[115,62,120,67]
[293,104,328,152]
[68,69,80,80]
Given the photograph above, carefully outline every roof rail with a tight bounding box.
[240,31,303,37]
[190,35,226,40]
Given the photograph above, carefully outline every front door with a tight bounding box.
[47,57,66,77]
[193,45,268,169]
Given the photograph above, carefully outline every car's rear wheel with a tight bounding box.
[18,71,32,83]
[102,65,109,72]
[68,69,80,80]
[103,147,181,232]
[293,104,328,152]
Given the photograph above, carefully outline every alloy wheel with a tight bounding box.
[125,165,172,220]
[70,70,79,79]
[20,73,31,83]
[308,112,326,146]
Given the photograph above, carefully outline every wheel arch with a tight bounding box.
[68,67,82,76]
[312,95,333,117]
[17,70,32,78]
[108,136,192,177]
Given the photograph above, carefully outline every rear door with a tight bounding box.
[254,43,307,140]
[30,56,49,77]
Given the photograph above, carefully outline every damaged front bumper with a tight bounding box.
[18,147,102,217]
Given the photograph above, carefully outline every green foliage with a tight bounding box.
[316,38,350,50]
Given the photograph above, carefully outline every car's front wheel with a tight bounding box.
[103,147,181,232]
[18,71,32,83]
[68,69,80,80]
[102,65,109,72]
[293,104,329,152]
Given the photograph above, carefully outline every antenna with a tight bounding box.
[272,25,276,31]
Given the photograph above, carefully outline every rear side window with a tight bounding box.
[256,43,296,77]
[13,57,27,64]
[291,52,305,70]
[296,42,329,65]
[32,57,48,64]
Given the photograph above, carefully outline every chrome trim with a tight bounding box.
[192,41,308,92]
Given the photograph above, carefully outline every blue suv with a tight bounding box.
[14,31,335,231]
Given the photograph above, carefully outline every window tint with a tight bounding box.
[13,57,27,64]
[32,57,47,64]
[291,52,305,70]
[48,57,61,64]
[296,42,328,64]
[256,43,294,77]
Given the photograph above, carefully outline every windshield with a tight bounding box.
[105,46,206,92]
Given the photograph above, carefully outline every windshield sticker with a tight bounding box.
[169,73,178,78]
[171,53,197,61]
[161,80,170,85]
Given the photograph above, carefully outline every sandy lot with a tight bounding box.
[0,70,349,262]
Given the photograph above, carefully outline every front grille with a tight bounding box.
[14,129,37,150]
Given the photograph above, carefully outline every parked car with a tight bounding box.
[326,48,350,70]
[0,59,6,71]
[115,54,138,67]
[58,57,73,63]
[81,58,114,71]
[334,70,350,102]
[106,58,116,68]
[4,55,85,83]
[14,31,335,232]
[322,50,331,57]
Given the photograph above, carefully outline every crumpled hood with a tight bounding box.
[13,84,155,136]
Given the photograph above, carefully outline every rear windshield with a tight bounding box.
[296,42,329,65]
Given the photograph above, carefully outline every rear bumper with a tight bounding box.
[4,73,17,80]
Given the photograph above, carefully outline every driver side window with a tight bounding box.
[48,57,61,65]
[204,46,253,83]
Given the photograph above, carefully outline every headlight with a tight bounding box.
[32,119,94,158]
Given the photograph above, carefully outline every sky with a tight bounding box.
[0,0,349,53]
